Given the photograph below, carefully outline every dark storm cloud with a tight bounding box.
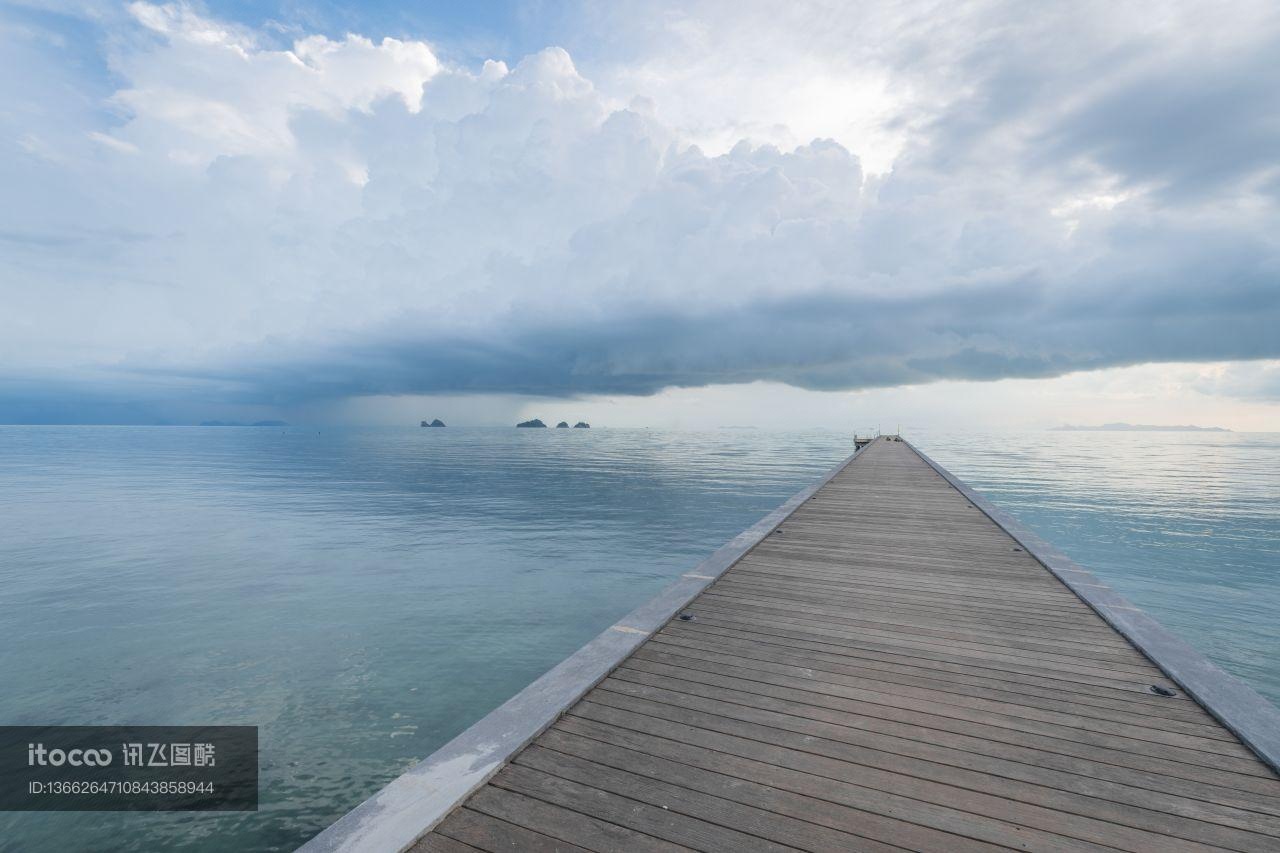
[120,244,1277,408]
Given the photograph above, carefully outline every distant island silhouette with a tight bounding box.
[200,420,288,427]
[516,418,547,428]
[420,419,446,427]
[556,421,569,428]
[573,422,590,429]
[1053,423,1229,432]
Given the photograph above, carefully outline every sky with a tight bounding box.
[1,1,1278,429]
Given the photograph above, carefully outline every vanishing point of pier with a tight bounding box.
[306,437,1280,852]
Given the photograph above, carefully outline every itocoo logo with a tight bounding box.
[27,743,112,767]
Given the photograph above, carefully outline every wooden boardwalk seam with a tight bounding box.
[307,437,1280,852]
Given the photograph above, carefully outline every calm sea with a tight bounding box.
[0,426,1276,851]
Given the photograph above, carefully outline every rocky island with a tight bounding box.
[573,422,590,429]
[556,421,569,428]
[420,419,446,427]
[516,419,547,428]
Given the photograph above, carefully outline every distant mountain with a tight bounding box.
[200,420,288,427]
[421,419,446,427]
[516,418,547,428]
[1053,422,1230,432]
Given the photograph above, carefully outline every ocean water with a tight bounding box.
[0,425,1276,851]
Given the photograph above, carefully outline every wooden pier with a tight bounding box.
[305,437,1280,853]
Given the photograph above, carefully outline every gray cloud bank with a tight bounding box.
[1,1,1278,421]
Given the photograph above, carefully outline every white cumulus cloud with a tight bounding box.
[113,2,442,165]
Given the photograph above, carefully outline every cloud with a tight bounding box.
[0,1,1278,421]
[113,1,441,164]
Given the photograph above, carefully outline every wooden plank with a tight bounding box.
[645,629,1221,727]
[534,727,1006,853]
[519,740,910,853]
[566,700,1280,837]
[432,808,594,853]
[694,591,1158,663]
[682,610,1200,693]
[665,619,1193,700]
[490,762,791,852]
[718,575,1118,631]
[682,610,1198,692]
[408,437,1280,852]
[601,655,1280,783]
[631,641,1232,740]
[704,577,1130,640]
[583,676,1280,850]
[464,786,688,853]
[411,833,479,853]
[629,640,1239,742]
[552,710,1280,851]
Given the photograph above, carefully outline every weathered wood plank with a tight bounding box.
[630,642,1232,740]
[431,808,593,853]
[644,630,1220,727]
[534,727,1005,853]
[565,701,1280,837]
[520,740,903,853]
[551,711,1280,851]
[491,762,790,852]
[410,832,479,853]
[464,786,689,853]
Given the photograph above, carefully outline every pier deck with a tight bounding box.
[313,437,1280,852]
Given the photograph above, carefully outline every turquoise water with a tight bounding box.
[0,426,1276,851]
